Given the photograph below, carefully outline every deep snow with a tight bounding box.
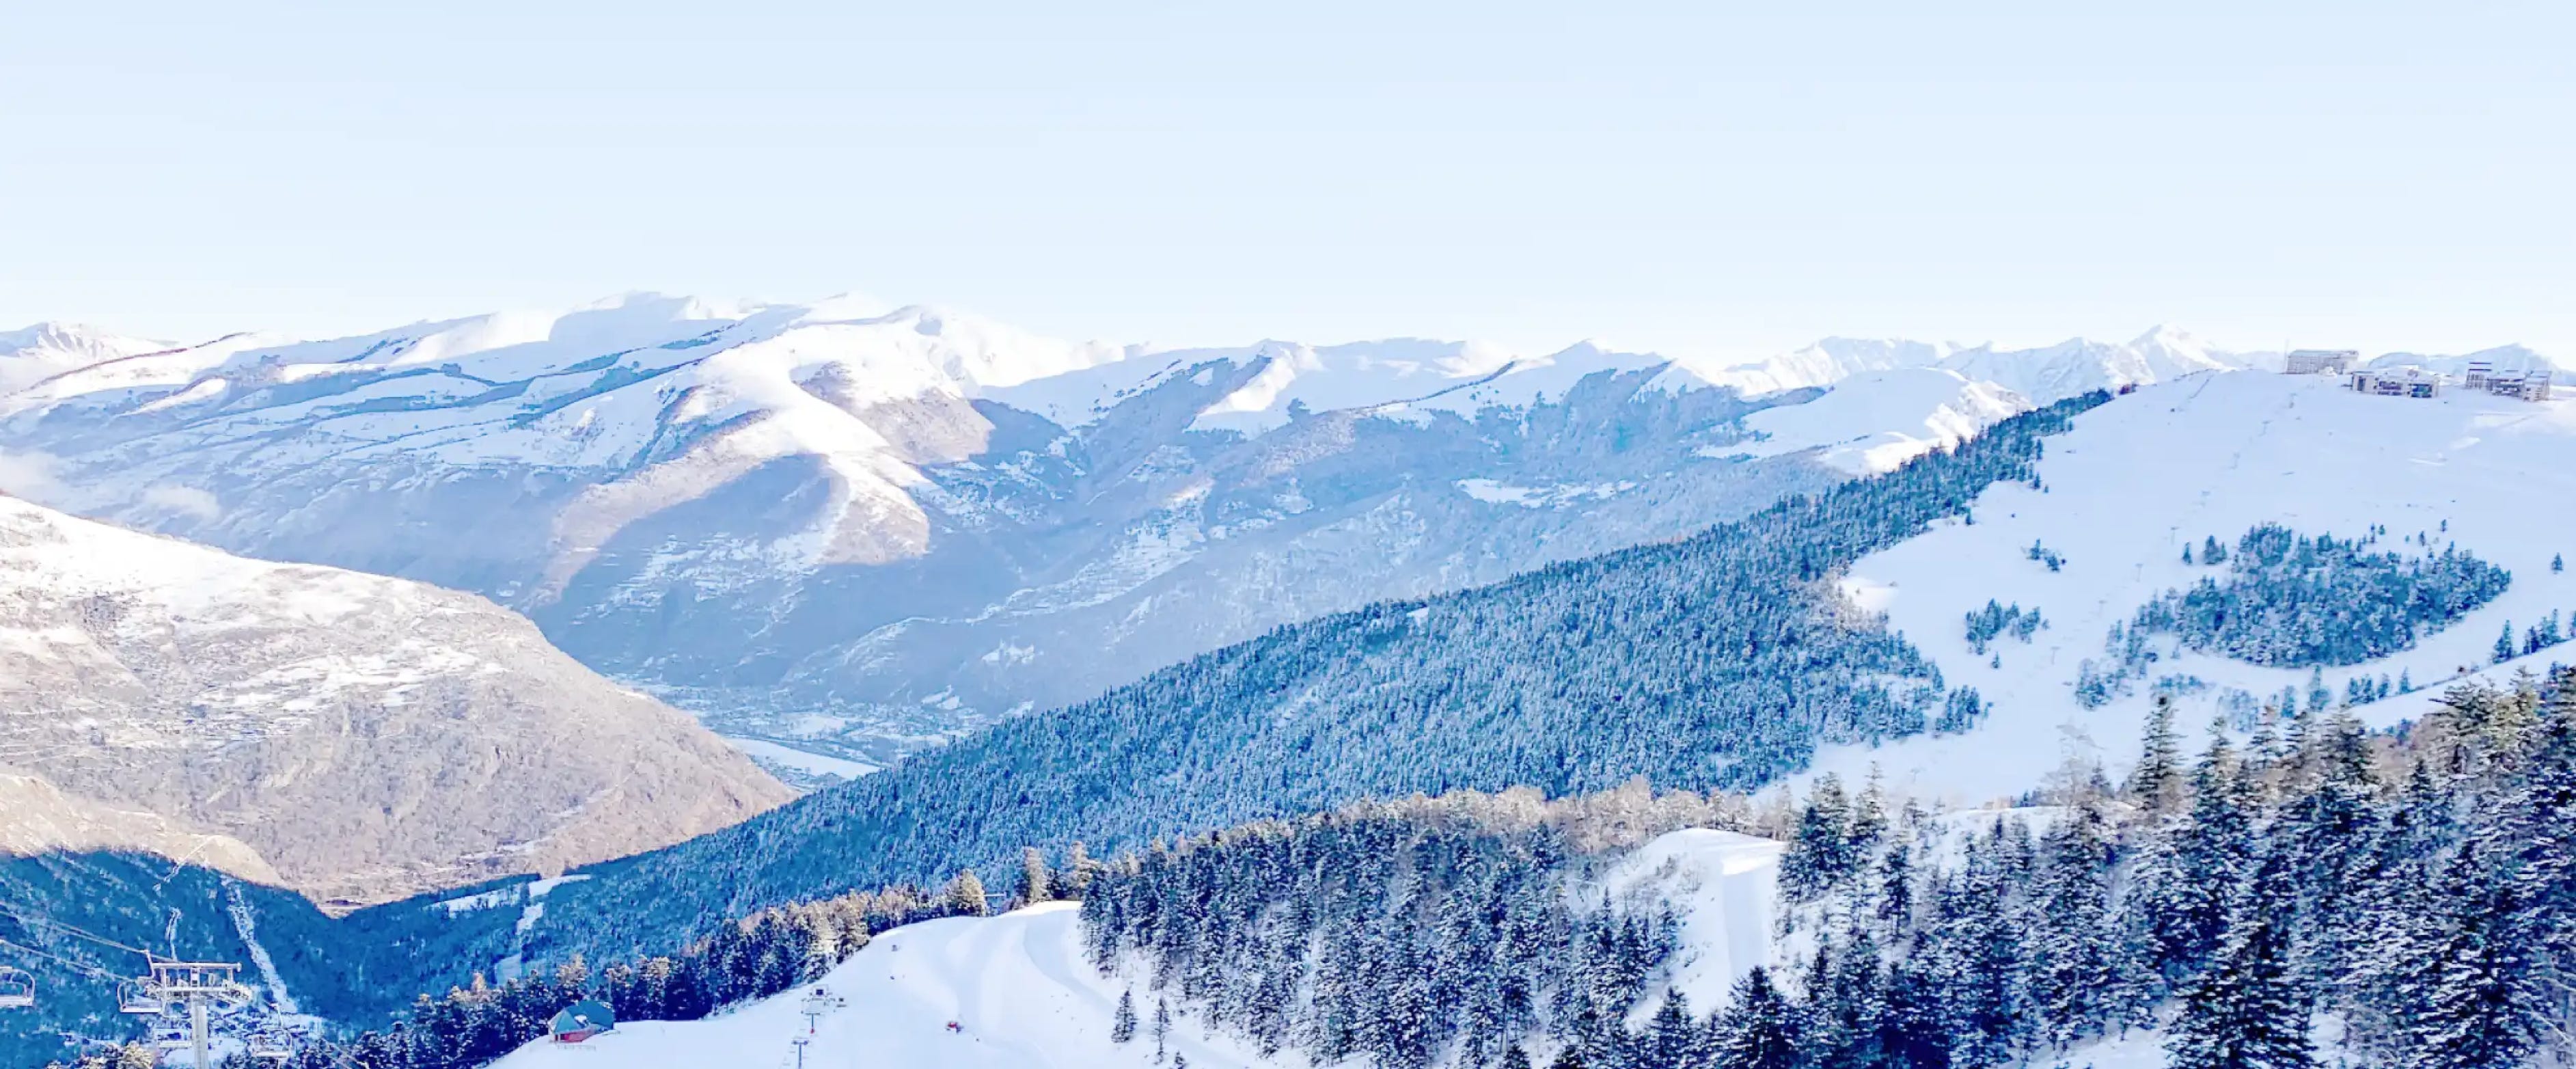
[1808,370,2576,804]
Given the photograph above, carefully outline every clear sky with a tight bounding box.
[5,1,2571,362]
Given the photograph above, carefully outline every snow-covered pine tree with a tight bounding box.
[1111,988,1138,1044]
[1781,774,1856,902]
[2130,694,2184,811]
[2020,802,2126,1048]
[1710,966,1799,1069]
[1153,997,1171,1063]
[2165,850,2313,1069]
[948,869,990,917]
[1019,846,1054,904]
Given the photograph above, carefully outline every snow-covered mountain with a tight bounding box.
[0,322,173,394]
[0,492,791,904]
[0,301,2312,766]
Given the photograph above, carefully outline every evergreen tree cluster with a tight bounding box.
[2132,524,2510,668]
[523,394,2115,964]
[1960,601,2044,656]
[1762,666,2576,1069]
[1078,808,1680,1069]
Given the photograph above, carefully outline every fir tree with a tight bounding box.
[2165,852,2312,1069]
[1781,774,1857,901]
[2495,621,2516,664]
[2397,852,2543,1069]
[1153,997,1172,1063]
[1711,967,1800,1069]
[1019,846,1054,904]
[1110,988,1137,1044]
[948,869,991,917]
[2130,695,2184,810]
[1501,1044,1533,1069]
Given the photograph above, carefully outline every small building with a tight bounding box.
[549,1001,616,1044]
[2349,366,2441,398]
[2464,360,2495,391]
[2490,370,2553,401]
[2286,349,2358,375]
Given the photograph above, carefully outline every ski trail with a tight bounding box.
[224,880,299,1014]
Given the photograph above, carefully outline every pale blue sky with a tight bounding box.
[5,1,2571,360]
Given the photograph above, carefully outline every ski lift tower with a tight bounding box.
[134,960,253,1069]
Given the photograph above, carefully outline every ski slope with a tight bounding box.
[1809,370,2576,803]
[490,830,1781,1069]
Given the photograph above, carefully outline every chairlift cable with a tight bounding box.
[0,899,157,958]
[0,934,125,982]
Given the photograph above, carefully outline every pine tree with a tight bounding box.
[948,869,991,917]
[2398,851,2543,1069]
[2554,552,2564,573]
[2165,851,2312,1069]
[2131,695,2184,810]
[2495,621,2516,664]
[1110,988,1137,1044]
[1019,847,1054,904]
[1711,966,1800,1069]
[1501,1044,1533,1069]
[1781,774,1856,901]
[1153,997,1172,1064]
[1639,989,1699,1069]
[2023,802,2123,1046]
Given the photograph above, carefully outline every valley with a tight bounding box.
[4,325,2571,1069]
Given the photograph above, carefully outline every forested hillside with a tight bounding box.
[511,392,2110,964]
[1764,668,2576,1069]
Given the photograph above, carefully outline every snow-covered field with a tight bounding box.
[490,830,1782,1069]
[1809,370,2576,803]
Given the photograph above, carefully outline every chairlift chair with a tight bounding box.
[0,966,33,1009]
[247,1028,295,1062]
[116,979,166,1015]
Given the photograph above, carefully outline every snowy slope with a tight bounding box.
[1718,369,2029,474]
[489,830,1782,1069]
[1807,371,2576,803]
[0,322,172,394]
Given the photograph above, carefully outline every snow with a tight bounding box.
[491,902,1276,1069]
[1716,368,2031,474]
[1805,372,2576,806]
[1454,478,1637,509]
[1600,829,1783,1013]
[488,828,1784,1068]
[724,738,881,781]
[985,338,1667,435]
[0,321,172,394]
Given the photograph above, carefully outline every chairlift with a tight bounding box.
[247,1027,295,1062]
[0,966,33,1009]
[117,979,167,1015]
